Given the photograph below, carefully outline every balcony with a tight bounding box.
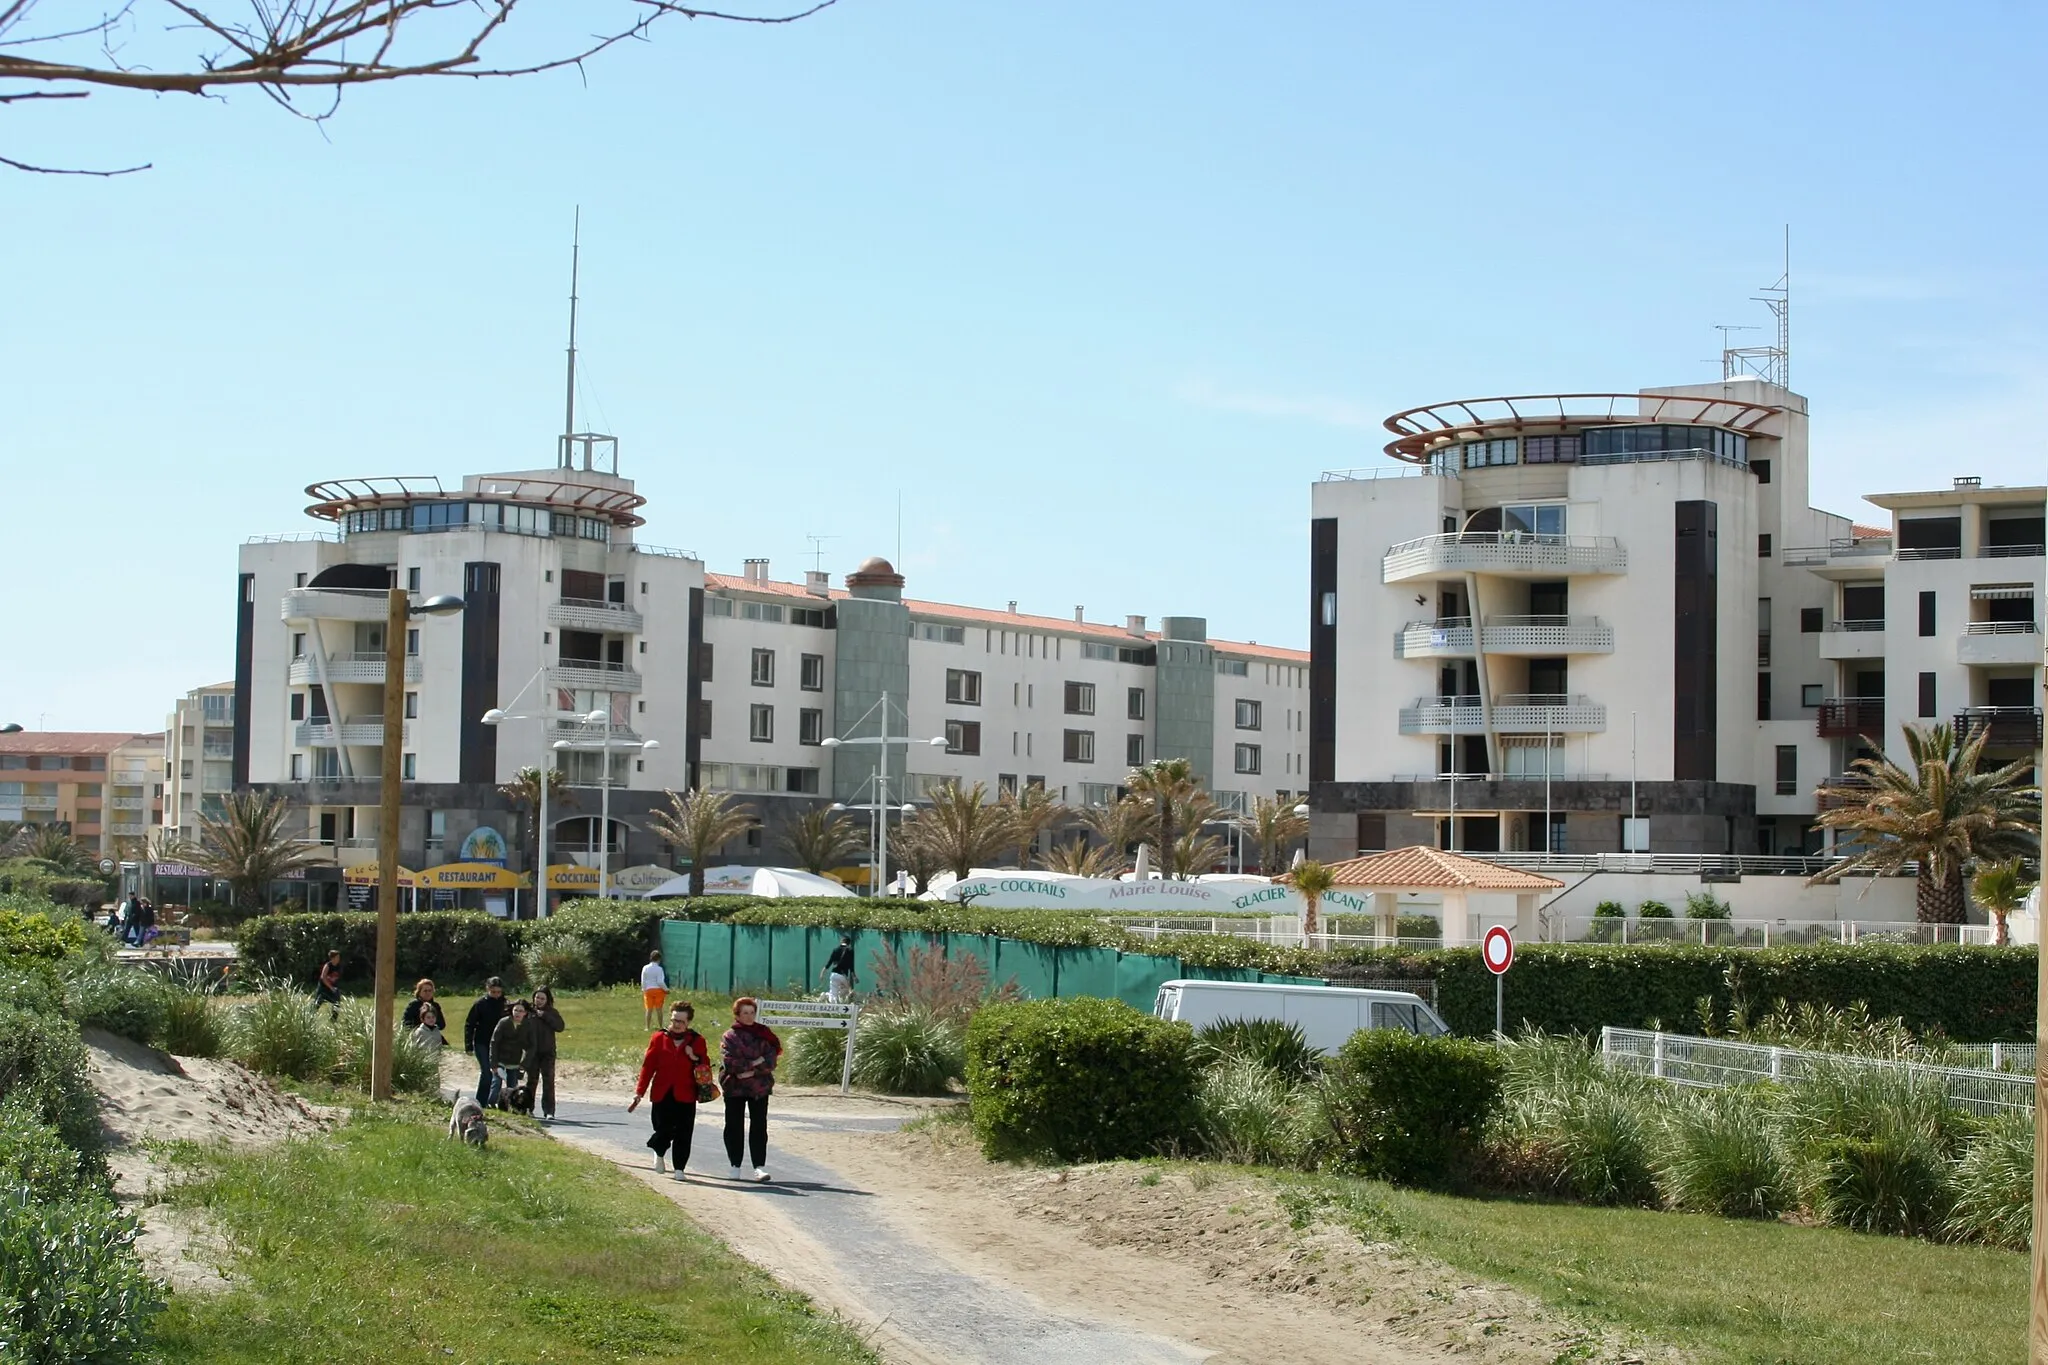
[288,652,425,685]
[1398,697,1486,734]
[1816,699,1885,739]
[1957,621,2042,667]
[281,587,392,623]
[1818,619,1887,660]
[1815,776,1875,813]
[548,597,645,633]
[1393,618,1475,658]
[294,718,410,747]
[1955,707,2044,747]
[1382,532,1627,583]
[109,796,145,810]
[1491,693,1607,733]
[548,660,643,693]
[1780,537,1892,580]
[1480,615,1614,655]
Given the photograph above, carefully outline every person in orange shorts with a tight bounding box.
[640,949,669,1030]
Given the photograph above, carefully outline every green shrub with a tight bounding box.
[1547,1085,1660,1205]
[527,900,671,984]
[157,990,222,1059]
[329,1003,440,1096]
[0,961,64,1015]
[783,1024,849,1085]
[1191,1017,1321,1084]
[965,997,1199,1162]
[1683,891,1732,921]
[0,1184,159,1364]
[1637,900,1672,919]
[0,902,89,961]
[0,1004,103,1164]
[1593,901,1627,918]
[0,1102,89,1203]
[1946,1113,2032,1249]
[62,965,167,1046]
[851,1007,964,1096]
[519,939,597,991]
[1194,1057,1301,1166]
[0,863,113,911]
[224,991,337,1082]
[1320,1030,1502,1188]
[1655,1089,1793,1218]
[237,911,513,988]
[1805,1131,1953,1236]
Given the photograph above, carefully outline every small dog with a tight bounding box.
[449,1095,490,1147]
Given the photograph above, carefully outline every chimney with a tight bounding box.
[1007,601,1018,614]
[804,570,830,596]
[1074,606,1085,624]
[1126,614,1147,636]
[742,558,768,584]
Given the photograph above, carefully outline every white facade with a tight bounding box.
[164,682,235,846]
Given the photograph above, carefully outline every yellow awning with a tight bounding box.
[415,862,531,891]
[341,865,418,887]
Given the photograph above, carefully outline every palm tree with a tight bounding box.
[911,780,1019,881]
[1246,794,1308,874]
[1813,722,2040,923]
[1038,835,1124,878]
[21,825,93,873]
[1971,858,2036,947]
[889,812,946,895]
[1126,758,1203,879]
[646,788,755,897]
[1289,858,1336,938]
[497,766,575,878]
[178,791,325,921]
[779,807,865,875]
[1172,827,1231,879]
[1164,790,1229,879]
[998,781,1066,867]
[1077,796,1150,876]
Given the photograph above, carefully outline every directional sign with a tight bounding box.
[757,999,861,1094]
[1482,925,1514,976]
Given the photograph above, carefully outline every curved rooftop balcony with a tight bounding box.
[303,473,647,529]
[1380,391,1781,463]
[1383,532,1627,582]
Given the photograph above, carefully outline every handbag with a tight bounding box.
[694,1059,719,1103]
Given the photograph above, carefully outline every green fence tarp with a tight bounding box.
[1059,945,1121,1001]
[658,920,701,994]
[1259,972,1329,987]
[1181,965,1258,983]
[993,939,1060,1000]
[731,925,774,992]
[1114,953,1184,1011]
[696,922,735,996]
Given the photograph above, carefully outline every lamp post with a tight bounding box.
[553,715,658,901]
[371,589,465,1103]
[482,700,556,919]
[821,690,946,896]
[829,778,917,893]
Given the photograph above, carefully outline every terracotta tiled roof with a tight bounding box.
[705,575,1309,663]
[1851,524,1889,539]
[1292,846,1564,892]
[0,731,158,757]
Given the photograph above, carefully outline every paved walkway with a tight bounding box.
[549,1096,1208,1365]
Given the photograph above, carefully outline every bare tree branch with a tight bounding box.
[0,148,150,173]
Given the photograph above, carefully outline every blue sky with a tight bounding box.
[5,1,2045,731]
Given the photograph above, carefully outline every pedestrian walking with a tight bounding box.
[629,1001,710,1179]
[463,977,511,1106]
[137,898,157,945]
[489,1000,540,1113]
[821,934,858,1003]
[720,997,781,1182]
[527,986,567,1122]
[311,950,343,1017]
[640,950,669,1031]
[409,1000,447,1054]
[401,979,440,1030]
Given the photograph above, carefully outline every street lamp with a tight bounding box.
[483,701,557,920]
[821,690,945,896]
[829,785,918,894]
[370,590,464,1103]
[553,714,657,901]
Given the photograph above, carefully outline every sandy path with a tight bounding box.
[543,1084,1617,1365]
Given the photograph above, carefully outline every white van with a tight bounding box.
[1152,979,1450,1055]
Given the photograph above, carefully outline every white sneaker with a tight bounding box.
[670,1167,686,1182]
[653,1154,667,1173]
[729,1165,744,1180]
[753,1168,770,1183]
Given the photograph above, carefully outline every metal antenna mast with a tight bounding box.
[1722,227,1790,388]
[562,207,581,464]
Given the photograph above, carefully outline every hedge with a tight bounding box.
[236,911,513,989]
[1322,1031,1503,1188]
[524,899,673,985]
[965,996,1199,1162]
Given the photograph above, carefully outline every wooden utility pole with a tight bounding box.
[371,587,407,1102]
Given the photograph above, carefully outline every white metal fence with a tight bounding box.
[1600,1027,2034,1116]
[1541,915,1994,947]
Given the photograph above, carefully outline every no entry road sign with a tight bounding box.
[1482,927,1513,1037]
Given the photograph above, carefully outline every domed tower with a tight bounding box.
[830,555,910,804]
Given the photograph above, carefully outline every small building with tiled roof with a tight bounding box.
[0,729,164,861]
[1287,845,1562,944]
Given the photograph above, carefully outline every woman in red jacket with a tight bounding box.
[628,1001,711,1179]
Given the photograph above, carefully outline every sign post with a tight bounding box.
[1482,925,1514,1039]
[757,999,861,1096]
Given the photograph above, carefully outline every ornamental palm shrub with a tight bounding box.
[1654,1088,1795,1218]
[1945,1112,2033,1249]
[1193,1056,1300,1166]
[1782,1059,1962,1235]
[329,1001,439,1096]
[1192,1017,1321,1084]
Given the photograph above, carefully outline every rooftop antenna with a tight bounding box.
[805,533,839,573]
[557,207,620,476]
[1722,226,1790,388]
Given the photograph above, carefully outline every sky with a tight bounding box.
[4,1,2045,732]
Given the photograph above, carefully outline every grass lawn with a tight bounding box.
[1271,1173,2024,1365]
[440,986,739,1068]
[153,1107,877,1364]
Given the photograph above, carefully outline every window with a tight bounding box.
[405,628,419,656]
[403,691,418,719]
[791,606,830,628]
[1217,657,1249,677]
[795,708,823,745]
[1918,591,1937,636]
[1501,504,1567,537]
[708,596,734,617]
[1752,459,1772,484]
[292,632,305,658]
[749,704,774,743]
[739,601,785,623]
[1801,684,1823,708]
[638,641,646,654]
[1918,672,1937,718]
[1077,782,1116,806]
[1126,734,1144,766]
[1126,687,1145,721]
[915,622,966,644]
[1756,674,1771,721]
[1774,745,1797,797]
[1234,743,1262,775]
[1459,437,1519,468]
[1234,699,1262,730]
[698,643,714,680]
[786,767,820,794]
[1523,434,1582,464]
[402,753,417,781]
[696,699,712,738]
[997,773,1018,796]
[946,720,982,755]
[1320,591,1336,626]
[1062,730,1095,763]
[946,669,982,705]
[751,649,775,686]
[800,653,824,691]
[289,753,305,780]
[1800,607,1823,633]
[294,572,307,588]
[1064,682,1095,715]
[426,810,447,852]
[290,693,305,721]
[1081,641,1116,662]
[406,567,421,592]
[1758,534,1773,558]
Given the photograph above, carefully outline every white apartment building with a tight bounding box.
[1305,377,2044,861]
[231,446,1307,903]
[163,682,236,847]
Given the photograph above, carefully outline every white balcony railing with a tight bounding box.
[280,587,393,623]
[1958,622,2043,666]
[1480,615,1614,654]
[548,661,644,692]
[547,598,646,633]
[1397,698,1487,734]
[1492,693,1607,733]
[294,718,410,747]
[1382,532,1627,582]
[1392,618,1475,658]
[1819,620,1887,660]
[287,652,424,685]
